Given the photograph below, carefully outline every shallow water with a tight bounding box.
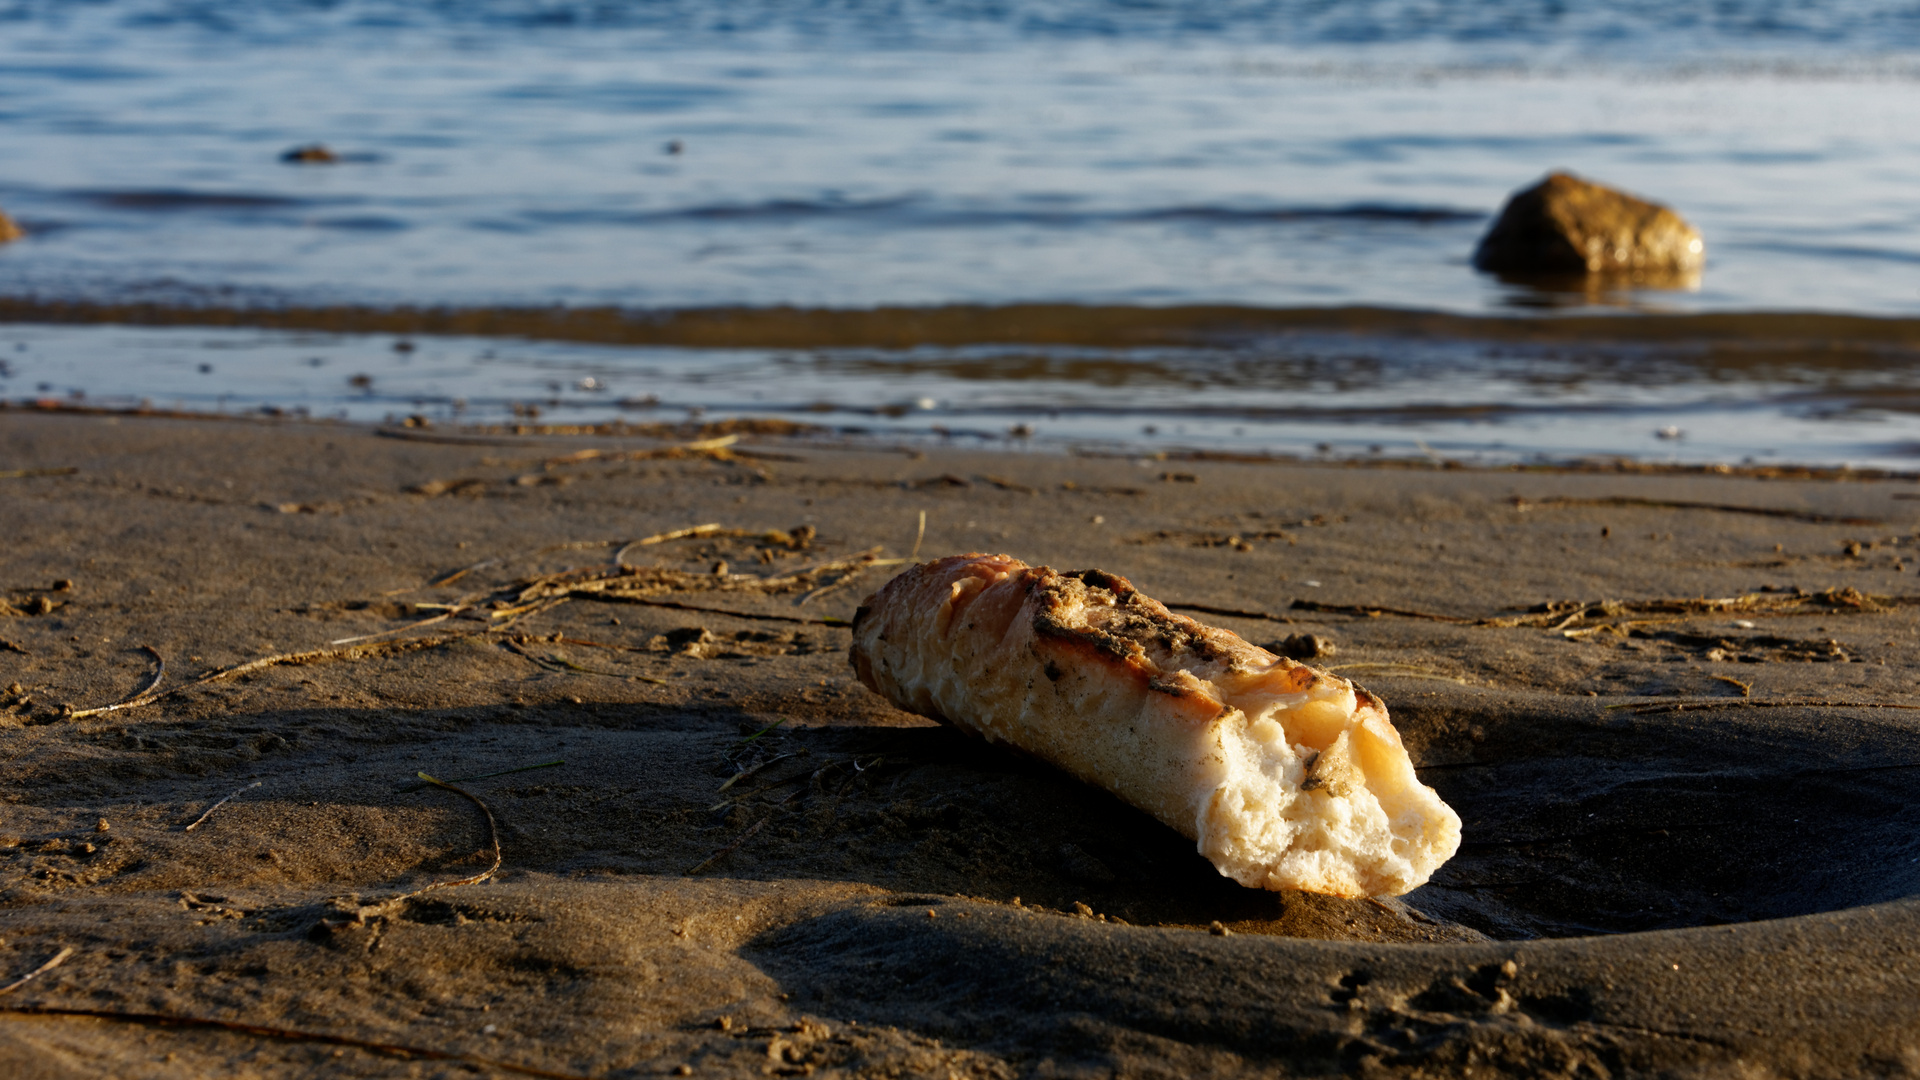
[4,1,1920,463]
[14,317,1920,470]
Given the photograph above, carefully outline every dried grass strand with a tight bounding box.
[430,559,500,587]
[329,610,459,646]
[796,565,878,607]
[1290,600,1474,624]
[1709,674,1753,698]
[716,753,795,793]
[1292,586,1910,631]
[397,759,563,793]
[68,646,166,719]
[501,637,660,681]
[0,947,73,996]
[1618,698,1920,716]
[1328,662,1472,685]
[180,635,462,693]
[382,773,503,903]
[183,781,262,832]
[576,595,849,626]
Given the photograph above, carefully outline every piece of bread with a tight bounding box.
[849,554,1461,897]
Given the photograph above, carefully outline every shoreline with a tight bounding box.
[8,399,1920,484]
[11,297,1920,349]
[5,407,1920,1074]
[13,304,1920,473]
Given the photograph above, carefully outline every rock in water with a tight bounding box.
[281,144,339,164]
[0,209,22,243]
[1473,171,1704,280]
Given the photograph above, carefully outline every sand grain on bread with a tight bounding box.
[849,554,1462,897]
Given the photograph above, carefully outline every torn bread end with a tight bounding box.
[1201,688,1460,898]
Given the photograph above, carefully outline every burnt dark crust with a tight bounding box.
[1146,675,1193,697]
[1069,568,1136,599]
[1033,609,1140,662]
[1028,566,1243,670]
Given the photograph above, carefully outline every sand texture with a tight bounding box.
[4,409,1920,1078]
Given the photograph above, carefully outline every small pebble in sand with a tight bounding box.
[1270,633,1336,661]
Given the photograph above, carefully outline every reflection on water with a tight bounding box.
[1488,268,1706,311]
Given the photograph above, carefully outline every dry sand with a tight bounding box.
[3,406,1920,1078]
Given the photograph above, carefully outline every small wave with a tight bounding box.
[71,188,317,211]
[35,0,1920,56]
[664,196,919,221]
[1132,204,1483,225]
[311,215,411,232]
[531,197,1481,228]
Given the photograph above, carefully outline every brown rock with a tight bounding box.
[280,143,338,164]
[1270,633,1336,660]
[1473,171,1703,280]
[0,209,21,244]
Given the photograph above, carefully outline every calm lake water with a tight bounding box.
[4,0,1920,465]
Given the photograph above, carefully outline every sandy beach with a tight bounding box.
[4,405,1920,1077]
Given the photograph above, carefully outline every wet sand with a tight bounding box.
[10,296,1920,351]
[4,407,1920,1077]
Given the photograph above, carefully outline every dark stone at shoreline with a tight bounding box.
[281,143,339,164]
[1474,171,1704,282]
[1270,632,1336,660]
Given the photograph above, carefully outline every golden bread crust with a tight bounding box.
[849,554,1460,897]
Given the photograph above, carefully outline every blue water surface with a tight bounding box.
[4,1,1920,465]
[1,0,1916,312]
